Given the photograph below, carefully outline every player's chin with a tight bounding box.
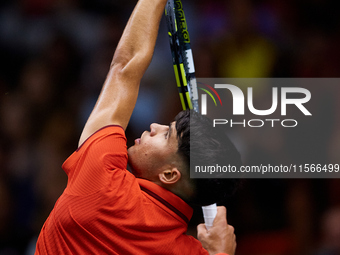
[127,145,135,156]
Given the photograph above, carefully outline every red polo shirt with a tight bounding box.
[35,125,211,254]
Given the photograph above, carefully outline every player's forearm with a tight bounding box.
[111,0,168,77]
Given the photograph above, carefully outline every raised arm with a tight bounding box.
[79,0,168,146]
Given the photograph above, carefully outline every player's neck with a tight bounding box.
[158,178,195,204]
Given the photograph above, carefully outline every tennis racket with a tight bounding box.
[165,0,216,230]
[165,0,198,112]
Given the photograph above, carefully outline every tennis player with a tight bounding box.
[35,0,240,254]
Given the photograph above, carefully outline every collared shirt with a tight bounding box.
[35,125,209,254]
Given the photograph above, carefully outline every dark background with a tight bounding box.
[0,0,340,254]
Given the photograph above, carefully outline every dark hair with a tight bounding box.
[175,110,242,206]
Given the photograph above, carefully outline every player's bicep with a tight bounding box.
[79,64,140,147]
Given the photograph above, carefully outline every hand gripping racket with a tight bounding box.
[165,0,216,230]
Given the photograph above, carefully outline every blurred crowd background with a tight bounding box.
[0,0,340,254]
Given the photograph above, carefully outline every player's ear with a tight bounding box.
[159,168,181,185]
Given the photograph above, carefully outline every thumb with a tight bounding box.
[212,206,227,226]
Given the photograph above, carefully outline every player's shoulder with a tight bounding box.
[78,125,126,149]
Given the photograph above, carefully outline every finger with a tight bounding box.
[197,223,208,239]
[227,225,235,235]
[197,223,207,233]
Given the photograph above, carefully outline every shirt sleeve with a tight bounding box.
[62,125,128,195]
